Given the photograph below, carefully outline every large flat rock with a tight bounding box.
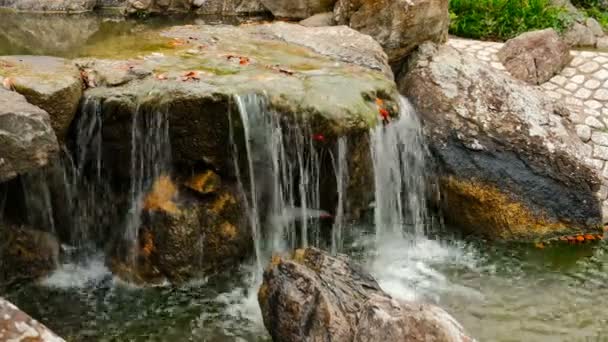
[0,88,58,182]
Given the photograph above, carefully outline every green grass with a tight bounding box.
[449,0,572,41]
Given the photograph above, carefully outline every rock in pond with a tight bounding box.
[299,12,335,27]
[0,88,58,183]
[498,29,572,85]
[0,297,65,342]
[109,175,250,284]
[334,0,449,67]
[259,247,472,342]
[0,226,60,286]
[399,43,602,241]
[0,56,82,140]
[126,0,270,16]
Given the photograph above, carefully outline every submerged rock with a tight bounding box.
[0,88,58,182]
[399,43,602,241]
[0,298,65,342]
[334,0,449,67]
[0,226,59,286]
[259,247,471,342]
[0,56,82,140]
[498,29,572,85]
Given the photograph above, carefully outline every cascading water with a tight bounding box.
[232,93,325,275]
[330,137,348,255]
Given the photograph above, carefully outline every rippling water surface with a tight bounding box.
[5,229,608,342]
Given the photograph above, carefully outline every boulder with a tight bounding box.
[334,0,449,67]
[260,0,336,19]
[299,12,335,27]
[0,56,82,140]
[564,22,597,47]
[81,23,396,177]
[258,247,471,342]
[399,43,602,241]
[0,226,60,286]
[0,298,65,342]
[497,29,572,85]
[0,88,58,183]
[0,0,96,12]
[109,175,251,284]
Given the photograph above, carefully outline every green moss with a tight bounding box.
[449,0,573,41]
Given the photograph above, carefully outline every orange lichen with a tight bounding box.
[210,192,236,214]
[140,229,155,257]
[220,222,237,239]
[143,175,180,214]
[184,170,220,194]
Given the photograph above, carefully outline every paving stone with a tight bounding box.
[584,79,602,90]
[551,75,568,86]
[575,88,593,99]
[584,99,603,109]
[545,90,563,99]
[594,56,608,64]
[565,82,579,91]
[598,185,608,200]
[585,116,605,128]
[595,89,608,101]
[542,82,558,90]
[587,157,604,170]
[576,124,592,141]
[593,69,608,81]
[557,88,573,96]
[584,108,601,117]
[580,51,596,58]
[592,131,608,146]
[565,97,584,107]
[594,145,608,160]
[562,67,577,77]
[490,62,505,70]
[571,56,585,67]
[580,61,601,73]
[571,75,586,84]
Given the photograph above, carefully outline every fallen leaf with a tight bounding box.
[584,234,595,241]
[576,235,585,242]
[155,73,168,80]
[312,133,325,142]
[535,242,545,249]
[375,98,384,107]
[168,38,186,48]
[181,70,200,81]
[239,57,250,65]
[379,108,390,120]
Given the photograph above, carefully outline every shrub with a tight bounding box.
[449,0,572,41]
[572,0,608,31]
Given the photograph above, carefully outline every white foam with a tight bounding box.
[40,256,111,289]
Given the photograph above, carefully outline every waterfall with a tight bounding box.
[231,93,327,275]
[371,95,428,242]
[330,137,348,255]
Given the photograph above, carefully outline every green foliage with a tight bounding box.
[577,2,608,31]
[449,0,572,41]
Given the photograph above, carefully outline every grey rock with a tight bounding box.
[0,56,82,140]
[564,22,597,47]
[0,297,64,341]
[299,12,335,27]
[259,247,472,342]
[0,89,58,183]
[586,17,605,37]
[334,0,449,66]
[497,29,572,85]
[598,36,608,50]
[261,0,335,19]
[399,42,602,241]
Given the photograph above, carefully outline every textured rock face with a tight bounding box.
[0,298,64,342]
[261,0,336,19]
[0,0,96,12]
[0,226,59,286]
[109,175,250,284]
[0,89,58,182]
[399,43,602,241]
[258,247,471,342]
[498,29,572,85]
[0,56,82,140]
[334,0,449,66]
[126,0,269,15]
[564,22,598,47]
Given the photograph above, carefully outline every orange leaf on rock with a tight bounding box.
[379,108,390,119]
[576,235,585,242]
[2,77,15,90]
[375,98,384,107]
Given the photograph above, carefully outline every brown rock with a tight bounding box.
[0,298,65,342]
[497,29,572,85]
[261,0,336,19]
[334,0,449,66]
[259,247,471,342]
